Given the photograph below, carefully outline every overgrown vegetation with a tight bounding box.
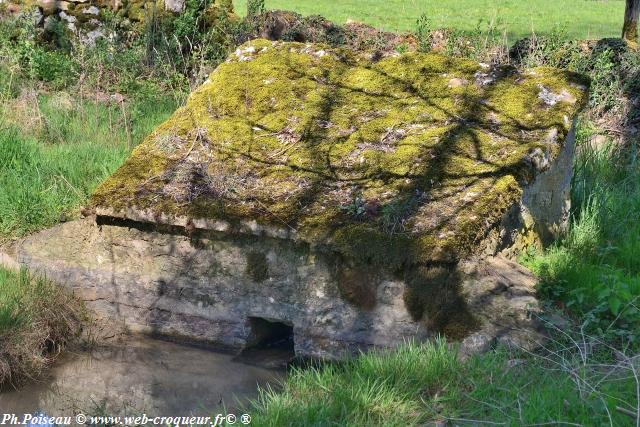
[0,268,83,386]
[517,39,640,346]
[524,127,640,346]
[0,15,181,239]
[252,333,639,426]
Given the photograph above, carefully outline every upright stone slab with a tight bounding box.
[15,40,588,358]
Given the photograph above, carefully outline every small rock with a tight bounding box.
[32,8,44,26]
[59,10,77,23]
[458,332,496,359]
[526,147,550,171]
[81,28,106,46]
[447,77,468,88]
[164,0,185,13]
[110,93,126,104]
[82,5,100,15]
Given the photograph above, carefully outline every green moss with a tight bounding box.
[403,266,479,337]
[245,250,269,282]
[203,0,237,27]
[336,264,378,310]
[91,39,588,270]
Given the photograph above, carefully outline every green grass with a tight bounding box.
[233,0,625,40]
[0,267,83,385]
[0,91,178,383]
[0,95,178,238]
[523,126,640,344]
[251,338,639,426]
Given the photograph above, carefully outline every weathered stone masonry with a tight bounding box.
[11,40,588,359]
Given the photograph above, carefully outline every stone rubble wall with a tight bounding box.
[14,218,429,359]
[1,0,234,45]
[6,214,543,359]
[481,122,577,258]
[0,89,580,360]
[0,118,573,358]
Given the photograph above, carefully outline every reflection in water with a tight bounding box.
[0,337,285,417]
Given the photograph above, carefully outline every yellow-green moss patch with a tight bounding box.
[91,39,588,267]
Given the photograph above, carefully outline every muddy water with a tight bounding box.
[0,337,286,417]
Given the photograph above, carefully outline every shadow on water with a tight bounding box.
[0,336,286,417]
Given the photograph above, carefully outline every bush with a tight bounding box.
[28,48,76,87]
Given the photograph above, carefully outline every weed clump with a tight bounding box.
[0,268,84,386]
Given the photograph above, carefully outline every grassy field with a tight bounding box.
[234,0,625,40]
[0,94,178,238]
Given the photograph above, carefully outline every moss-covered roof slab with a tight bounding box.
[92,39,588,266]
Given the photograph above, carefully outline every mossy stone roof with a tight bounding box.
[91,39,588,268]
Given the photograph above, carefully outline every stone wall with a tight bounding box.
[9,214,543,359]
[1,0,235,45]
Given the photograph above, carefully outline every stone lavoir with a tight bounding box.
[11,40,588,359]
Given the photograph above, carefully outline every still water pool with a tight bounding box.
[0,337,285,420]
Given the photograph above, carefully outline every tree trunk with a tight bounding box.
[623,0,640,43]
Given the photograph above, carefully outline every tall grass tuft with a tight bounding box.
[251,339,461,426]
[523,124,640,345]
[251,334,639,426]
[0,267,84,386]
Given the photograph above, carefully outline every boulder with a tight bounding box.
[15,41,589,359]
